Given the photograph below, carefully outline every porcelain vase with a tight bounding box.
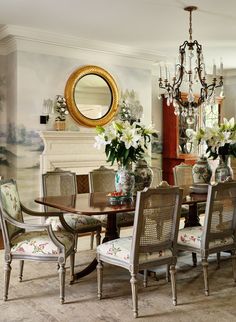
[115,164,135,197]
[192,156,212,184]
[133,159,153,194]
[215,155,233,182]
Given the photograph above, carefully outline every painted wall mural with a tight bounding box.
[0,50,154,210]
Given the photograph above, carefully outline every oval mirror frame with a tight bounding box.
[64,65,119,127]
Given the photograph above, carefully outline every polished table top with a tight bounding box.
[35,191,208,215]
[35,192,136,215]
[182,193,208,205]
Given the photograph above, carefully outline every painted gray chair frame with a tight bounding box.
[88,166,134,231]
[42,169,102,249]
[177,181,236,296]
[0,179,75,304]
[96,185,183,318]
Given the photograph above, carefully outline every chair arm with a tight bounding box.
[21,203,76,234]
[4,210,51,230]
[21,203,62,217]
[4,210,71,252]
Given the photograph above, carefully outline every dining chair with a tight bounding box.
[0,179,75,304]
[88,166,134,233]
[173,163,206,216]
[173,162,223,266]
[42,169,101,250]
[150,166,163,187]
[96,183,183,318]
[177,181,236,296]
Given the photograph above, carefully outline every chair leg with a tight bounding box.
[19,260,24,282]
[166,264,170,282]
[69,251,75,284]
[4,260,12,301]
[231,250,236,283]
[143,269,148,288]
[90,232,94,250]
[96,227,102,246]
[169,264,177,306]
[217,252,221,269]
[74,234,78,252]
[130,272,138,318]
[97,260,103,300]
[202,257,209,296]
[58,263,66,304]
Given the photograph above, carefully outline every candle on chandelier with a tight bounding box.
[159,65,162,79]
[213,61,216,78]
[220,59,223,76]
[165,65,168,80]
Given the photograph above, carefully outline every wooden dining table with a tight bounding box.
[35,190,208,280]
[35,192,136,282]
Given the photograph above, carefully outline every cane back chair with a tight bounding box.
[173,163,206,216]
[0,179,75,303]
[88,166,134,232]
[42,169,101,250]
[96,184,183,318]
[177,181,236,296]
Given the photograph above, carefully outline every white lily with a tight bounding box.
[223,117,235,128]
[121,127,141,149]
[94,134,106,149]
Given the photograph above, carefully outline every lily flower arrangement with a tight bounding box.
[94,120,157,167]
[194,117,236,161]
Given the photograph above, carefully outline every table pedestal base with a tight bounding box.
[184,203,201,267]
[72,213,119,282]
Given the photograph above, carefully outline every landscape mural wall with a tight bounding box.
[0,48,153,210]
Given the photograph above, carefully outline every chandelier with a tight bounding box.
[158,6,224,117]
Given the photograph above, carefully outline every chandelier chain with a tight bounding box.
[189,9,193,42]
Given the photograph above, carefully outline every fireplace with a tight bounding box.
[39,130,108,192]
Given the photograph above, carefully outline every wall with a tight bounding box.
[0,36,156,208]
[223,72,236,120]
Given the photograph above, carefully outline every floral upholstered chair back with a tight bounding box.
[201,182,236,252]
[130,186,183,266]
[0,179,24,245]
[89,166,116,193]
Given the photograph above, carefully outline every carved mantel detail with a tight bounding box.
[39,130,108,175]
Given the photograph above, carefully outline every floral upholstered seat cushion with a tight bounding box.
[97,236,172,265]
[94,212,134,226]
[178,226,234,249]
[46,213,101,231]
[11,231,74,256]
[116,212,134,225]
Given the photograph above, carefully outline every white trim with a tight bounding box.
[0,24,165,69]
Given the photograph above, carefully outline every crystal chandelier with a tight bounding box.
[158,6,224,117]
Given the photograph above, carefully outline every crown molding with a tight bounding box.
[0,24,165,70]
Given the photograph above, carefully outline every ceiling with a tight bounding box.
[1,0,236,71]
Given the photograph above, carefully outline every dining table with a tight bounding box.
[35,190,208,280]
[35,192,136,282]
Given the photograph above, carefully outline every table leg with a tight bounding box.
[184,203,201,227]
[184,203,201,267]
[103,213,119,243]
[72,213,118,282]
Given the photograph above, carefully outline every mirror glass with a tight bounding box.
[74,75,112,120]
[65,65,119,127]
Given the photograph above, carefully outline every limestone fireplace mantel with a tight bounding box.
[39,130,108,175]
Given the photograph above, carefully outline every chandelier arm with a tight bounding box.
[158,6,224,114]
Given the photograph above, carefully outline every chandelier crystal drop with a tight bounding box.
[158,6,224,117]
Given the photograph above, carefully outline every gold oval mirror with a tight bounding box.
[64,65,119,127]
